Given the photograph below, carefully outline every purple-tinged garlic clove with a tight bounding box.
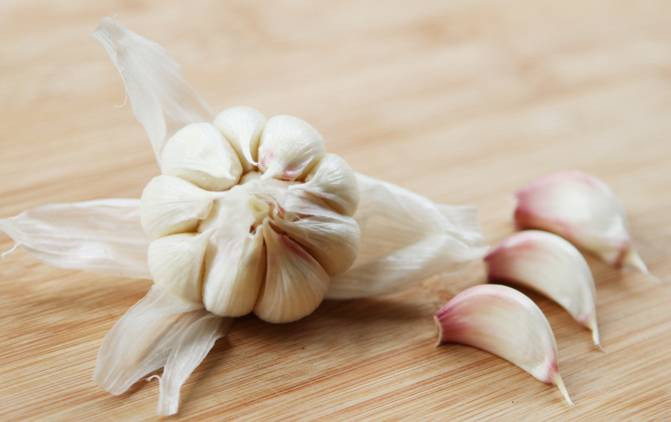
[258,115,325,181]
[515,170,649,275]
[214,106,267,172]
[485,230,601,348]
[161,122,242,191]
[435,284,574,406]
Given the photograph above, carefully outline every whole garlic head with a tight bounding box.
[140,108,361,323]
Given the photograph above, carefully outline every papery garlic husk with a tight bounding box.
[148,232,208,303]
[214,106,266,171]
[94,286,231,416]
[485,230,601,348]
[326,174,487,299]
[435,284,574,406]
[288,153,360,216]
[515,170,649,275]
[161,122,242,191]
[140,175,216,239]
[254,220,331,323]
[258,115,326,180]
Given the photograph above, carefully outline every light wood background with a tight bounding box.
[1,1,670,420]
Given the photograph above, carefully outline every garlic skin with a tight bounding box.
[515,170,649,274]
[140,175,215,239]
[161,122,243,191]
[485,230,601,348]
[258,115,326,181]
[435,284,573,406]
[214,106,266,171]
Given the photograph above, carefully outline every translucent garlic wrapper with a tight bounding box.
[143,114,361,323]
[0,18,486,416]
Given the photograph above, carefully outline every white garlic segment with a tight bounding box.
[515,170,649,274]
[254,221,331,323]
[139,110,359,323]
[140,175,216,239]
[214,106,266,171]
[288,153,360,216]
[485,230,601,347]
[258,115,326,181]
[202,191,267,317]
[161,122,243,191]
[272,200,360,276]
[148,233,208,303]
[435,284,573,406]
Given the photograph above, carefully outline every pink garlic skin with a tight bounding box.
[515,170,648,273]
[485,230,601,348]
[435,284,573,406]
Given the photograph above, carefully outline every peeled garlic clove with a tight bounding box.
[140,175,215,239]
[214,106,266,171]
[515,170,648,274]
[435,284,573,406]
[258,115,325,181]
[148,233,208,303]
[254,221,330,323]
[202,195,267,317]
[485,230,601,348]
[288,153,359,216]
[161,122,242,191]
[271,205,360,276]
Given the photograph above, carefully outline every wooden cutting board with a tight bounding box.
[1,1,670,420]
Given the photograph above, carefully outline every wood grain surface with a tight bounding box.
[1,1,670,420]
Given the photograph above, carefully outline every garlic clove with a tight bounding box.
[288,153,360,216]
[435,284,574,406]
[254,221,330,323]
[202,194,267,317]
[271,202,360,276]
[258,115,325,181]
[485,230,601,348]
[515,170,649,274]
[214,106,266,172]
[140,175,215,239]
[161,122,242,191]
[203,228,265,317]
[148,233,208,303]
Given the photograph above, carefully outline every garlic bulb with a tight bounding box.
[515,170,649,274]
[0,18,487,416]
[435,284,574,406]
[485,230,601,348]
[140,105,361,323]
